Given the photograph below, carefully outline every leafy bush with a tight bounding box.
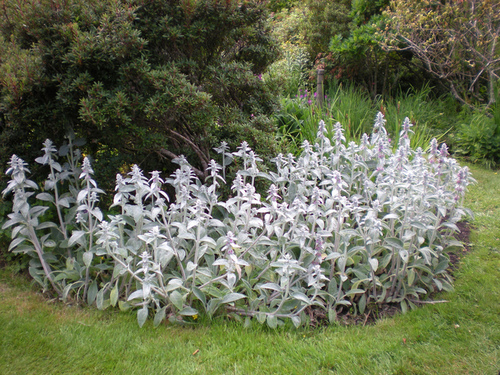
[2,113,473,328]
[450,83,500,167]
[263,42,311,98]
[453,112,500,168]
[0,0,279,189]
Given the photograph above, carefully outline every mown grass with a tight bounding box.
[0,164,499,375]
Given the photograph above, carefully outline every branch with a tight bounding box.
[157,148,205,180]
[408,299,449,305]
[167,128,210,177]
[449,83,475,110]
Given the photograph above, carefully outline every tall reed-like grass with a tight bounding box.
[276,84,452,154]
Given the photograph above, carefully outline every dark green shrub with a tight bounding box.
[0,0,279,191]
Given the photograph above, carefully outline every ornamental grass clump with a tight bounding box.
[2,113,474,328]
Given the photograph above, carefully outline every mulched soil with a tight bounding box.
[448,220,473,271]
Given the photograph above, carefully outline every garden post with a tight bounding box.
[317,69,325,107]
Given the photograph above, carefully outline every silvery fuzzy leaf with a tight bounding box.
[96,288,105,310]
[358,293,367,314]
[127,289,144,301]
[440,222,459,232]
[399,249,409,263]
[91,208,103,222]
[36,221,58,231]
[74,138,86,147]
[137,307,148,328]
[83,251,93,267]
[407,268,416,286]
[87,281,98,305]
[196,245,210,262]
[345,288,365,296]
[125,204,144,223]
[291,292,310,304]
[36,192,54,202]
[43,240,56,248]
[187,220,200,230]
[266,315,278,329]
[143,282,152,299]
[170,290,184,310]
[248,218,263,228]
[11,224,25,239]
[369,258,378,272]
[29,205,49,218]
[315,218,325,230]
[177,249,186,261]
[291,315,302,328]
[221,293,246,304]
[177,231,196,240]
[116,246,128,258]
[8,237,27,251]
[112,263,124,278]
[383,213,400,220]
[68,230,86,247]
[200,236,216,247]
[179,307,198,316]
[50,161,62,172]
[171,222,187,233]
[437,206,447,218]
[2,214,24,229]
[258,282,281,292]
[208,218,225,227]
[227,272,236,289]
[165,278,183,292]
[35,156,48,165]
[77,190,88,202]
[186,261,197,272]
[25,180,39,190]
[159,250,174,268]
[192,287,206,306]
[154,307,166,327]
[402,230,416,242]
[150,207,162,219]
[274,226,283,238]
[411,221,428,231]
[433,278,443,291]
[58,197,72,208]
[418,247,432,264]
[385,237,404,249]
[110,285,119,307]
[324,252,342,261]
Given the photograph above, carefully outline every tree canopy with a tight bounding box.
[382,0,500,108]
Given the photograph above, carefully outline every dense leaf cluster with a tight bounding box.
[2,114,473,327]
[0,0,279,188]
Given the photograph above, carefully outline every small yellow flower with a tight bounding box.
[193,314,198,320]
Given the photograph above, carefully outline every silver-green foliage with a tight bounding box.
[2,113,474,328]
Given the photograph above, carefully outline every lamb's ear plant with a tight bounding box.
[2,113,474,328]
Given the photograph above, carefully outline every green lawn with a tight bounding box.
[0,164,499,375]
